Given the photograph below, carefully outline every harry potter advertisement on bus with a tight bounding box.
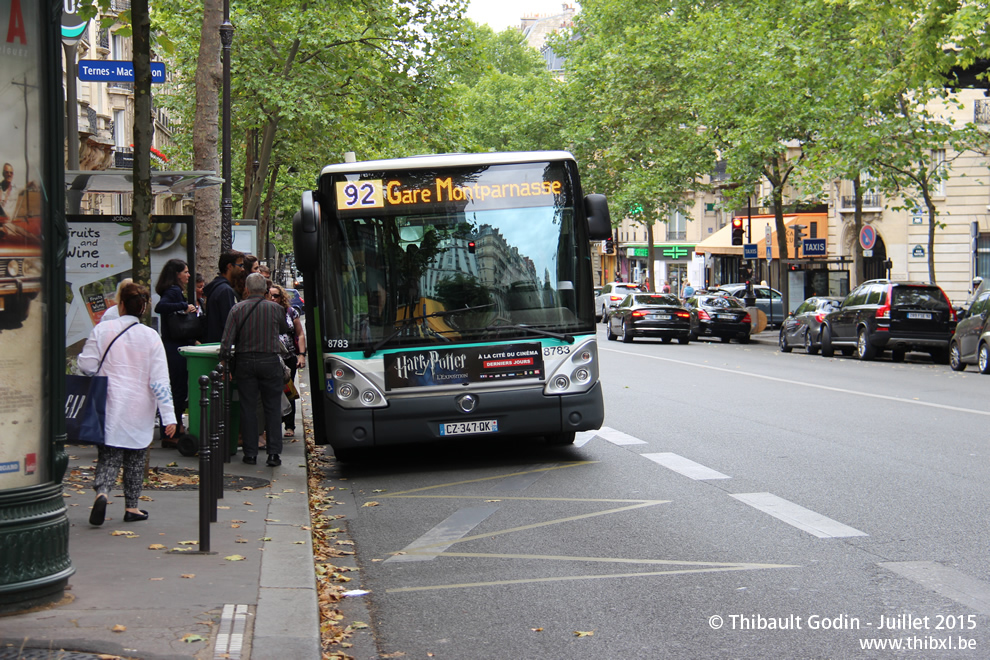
[384,343,544,390]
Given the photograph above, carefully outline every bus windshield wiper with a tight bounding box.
[482,320,575,343]
[364,303,494,357]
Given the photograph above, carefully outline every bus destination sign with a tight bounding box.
[384,342,544,390]
[335,175,564,214]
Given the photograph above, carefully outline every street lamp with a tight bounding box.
[220,0,234,252]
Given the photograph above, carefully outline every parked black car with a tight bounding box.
[685,294,752,343]
[820,279,956,362]
[709,283,785,328]
[779,296,843,354]
[949,279,990,372]
[606,293,693,343]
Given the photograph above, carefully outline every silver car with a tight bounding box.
[595,282,643,322]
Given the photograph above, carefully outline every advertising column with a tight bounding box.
[0,0,74,612]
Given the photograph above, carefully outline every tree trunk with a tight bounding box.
[132,0,152,323]
[193,0,223,281]
[925,190,937,284]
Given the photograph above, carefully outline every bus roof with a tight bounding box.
[319,151,576,176]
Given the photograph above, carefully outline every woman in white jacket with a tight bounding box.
[78,282,177,525]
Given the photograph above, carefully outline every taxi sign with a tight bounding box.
[743,243,757,259]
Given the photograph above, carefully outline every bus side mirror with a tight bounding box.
[293,190,320,272]
[585,194,612,240]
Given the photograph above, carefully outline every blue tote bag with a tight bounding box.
[64,323,138,445]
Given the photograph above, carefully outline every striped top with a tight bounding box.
[220,295,291,355]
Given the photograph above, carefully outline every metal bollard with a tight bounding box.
[197,374,212,554]
[210,369,224,508]
[216,362,230,464]
[222,358,233,464]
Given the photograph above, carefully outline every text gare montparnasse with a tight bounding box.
[386,177,563,206]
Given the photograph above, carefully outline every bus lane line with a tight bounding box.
[380,461,596,497]
[731,492,868,538]
[600,347,990,417]
[880,561,990,615]
[642,452,732,480]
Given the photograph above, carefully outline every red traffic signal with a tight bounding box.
[731,217,744,246]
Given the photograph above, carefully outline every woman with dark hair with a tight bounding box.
[154,258,197,442]
[270,283,306,437]
[79,283,176,524]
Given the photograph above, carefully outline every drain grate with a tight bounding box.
[0,649,133,660]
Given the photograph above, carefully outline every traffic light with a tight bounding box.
[731,217,744,245]
[792,224,806,249]
[604,237,614,254]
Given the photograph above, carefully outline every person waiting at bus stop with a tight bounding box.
[221,272,291,467]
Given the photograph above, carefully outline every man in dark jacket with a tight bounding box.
[203,250,244,344]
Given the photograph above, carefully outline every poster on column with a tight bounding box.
[65,215,194,371]
[0,0,47,489]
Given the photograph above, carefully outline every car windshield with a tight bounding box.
[699,296,744,308]
[892,286,949,310]
[818,300,840,312]
[633,294,679,306]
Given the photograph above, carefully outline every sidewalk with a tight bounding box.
[1,380,320,660]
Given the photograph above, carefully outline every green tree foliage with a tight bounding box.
[450,23,566,152]
[154,0,470,258]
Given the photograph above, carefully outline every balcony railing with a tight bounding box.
[114,147,133,169]
[839,193,882,210]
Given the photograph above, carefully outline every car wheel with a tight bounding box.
[979,343,990,374]
[820,325,834,357]
[949,340,966,371]
[678,336,689,345]
[738,334,750,344]
[804,329,819,355]
[545,431,576,446]
[779,329,792,353]
[856,328,876,361]
[622,320,634,343]
[602,306,609,325]
[606,319,617,341]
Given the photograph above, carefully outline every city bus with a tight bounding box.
[293,151,612,459]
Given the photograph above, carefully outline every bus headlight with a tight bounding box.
[543,338,599,396]
[328,358,387,409]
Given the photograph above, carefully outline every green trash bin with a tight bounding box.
[178,343,240,456]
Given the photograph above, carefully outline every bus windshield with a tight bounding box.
[319,163,593,353]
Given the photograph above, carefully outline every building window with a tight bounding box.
[666,210,686,241]
[931,148,946,196]
[113,109,126,147]
[978,233,990,281]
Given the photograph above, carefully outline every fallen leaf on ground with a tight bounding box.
[178,540,198,545]
[531,627,544,632]
[574,630,594,637]
[362,501,379,507]
[225,554,246,561]
[150,577,164,581]
[110,530,138,537]
[182,633,206,643]
[147,544,166,550]
[181,573,195,578]
[111,624,126,632]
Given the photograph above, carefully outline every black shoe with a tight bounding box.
[266,454,281,467]
[89,495,107,526]
[242,455,257,465]
[123,509,149,522]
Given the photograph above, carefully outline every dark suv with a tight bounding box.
[820,280,956,363]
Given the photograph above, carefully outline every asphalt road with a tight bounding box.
[326,328,990,659]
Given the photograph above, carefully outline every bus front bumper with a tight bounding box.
[322,382,604,449]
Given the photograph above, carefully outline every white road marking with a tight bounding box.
[386,505,500,562]
[596,426,648,445]
[730,492,868,538]
[880,561,990,615]
[642,452,731,480]
[574,431,597,447]
[600,347,990,417]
